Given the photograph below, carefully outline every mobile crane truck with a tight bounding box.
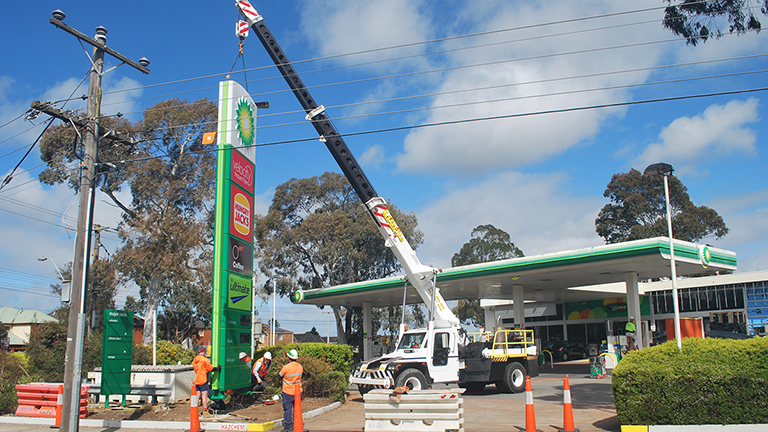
[236,0,539,395]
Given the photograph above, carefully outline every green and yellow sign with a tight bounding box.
[211,80,259,391]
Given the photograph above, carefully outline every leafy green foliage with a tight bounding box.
[450,224,524,327]
[83,330,103,373]
[25,322,68,382]
[255,343,354,375]
[155,340,195,365]
[38,98,218,344]
[595,169,729,244]
[133,344,153,365]
[254,172,423,344]
[25,323,108,381]
[663,0,767,46]
[259,344,351,401]
[613,337,768,425]
[316,371,348,401]
[110,98,218,344]
[0,351,27,414]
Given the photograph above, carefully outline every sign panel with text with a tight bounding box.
[211,80,258,390]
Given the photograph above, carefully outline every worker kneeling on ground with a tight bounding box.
[252,351,272,392]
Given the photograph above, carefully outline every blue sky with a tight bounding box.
[1,1,767,336]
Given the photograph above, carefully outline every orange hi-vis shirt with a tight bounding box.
[279,361,303,395]
[192,354,214,385]
[252,356,271,379]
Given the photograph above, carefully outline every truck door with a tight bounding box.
[429,331,460,383]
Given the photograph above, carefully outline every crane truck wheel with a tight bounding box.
[357,385,374,396]
[496,362,526,393]
[394,368,428,391]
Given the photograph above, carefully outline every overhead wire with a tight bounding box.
[98,48,768,139]
[86,0,762,120]
[85,0,720,104]
[2,1,764,307]
[94,25,767,134]
[93,83,768,169]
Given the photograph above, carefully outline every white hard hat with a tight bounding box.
[239,352,247,359]
[287,349,298,360]
[629,316,635,320]
[264,351,272,360]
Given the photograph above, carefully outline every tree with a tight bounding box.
[595,169,729,244]
[254,172,423,345]
[308,327,320,336]
[25,322,68,382]
[38,98,218,344]
[663,0,767,45]
[450,224,524,327]
[111,98,217,344]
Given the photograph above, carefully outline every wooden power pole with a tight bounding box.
[47,10,149,432]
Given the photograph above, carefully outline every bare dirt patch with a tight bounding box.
[86,396,336,424]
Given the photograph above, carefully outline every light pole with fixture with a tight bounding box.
[643,162,682,350]
[38,256,71,303]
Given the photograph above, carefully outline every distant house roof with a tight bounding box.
[12,309,57,325]
[0,306,20,324]
[293,333,325,343]
[0,307,56,325]
[262,324,292,334]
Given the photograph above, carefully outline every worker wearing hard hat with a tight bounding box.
[252,351,273,392]
[279,349,303,431]
[239,351,253,371]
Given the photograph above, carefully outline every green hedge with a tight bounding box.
[612,337,768,425]
[255,343,354,375]
[254,343,354,401]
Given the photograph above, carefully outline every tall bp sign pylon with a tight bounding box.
[211,80,258,390]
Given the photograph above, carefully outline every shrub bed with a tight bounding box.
[612,337,768,425]
[255,343,353,401]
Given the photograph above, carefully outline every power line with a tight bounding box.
[86,0,717,104]
[0,286,60,298]
[94,84,768,165]
[80,44,768,141]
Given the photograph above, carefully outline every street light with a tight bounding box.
[643,162,682,350]
[38,256,71,303]
[38,256,65,280]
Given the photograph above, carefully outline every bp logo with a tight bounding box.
[235,98,255,147]
[699,245,711,268]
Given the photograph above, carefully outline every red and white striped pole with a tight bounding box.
[524,376,542,432]
[562,375,579,432]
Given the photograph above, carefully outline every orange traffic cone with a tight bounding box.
[50,383,63,429]
[524,376,542,432]
[185,384,204,432]
[293,382,303,431]
[562,375,579,432]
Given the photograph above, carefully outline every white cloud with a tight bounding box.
[394,0,667,175]
[415,171,604,268]
[298,0,434,72]
[359,144,385,169]
[101,76,144,119]
[672,30,765,68]
[706,188,768,273]
[635,98,760,174]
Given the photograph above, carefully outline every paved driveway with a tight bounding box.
[305,359,620,432]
